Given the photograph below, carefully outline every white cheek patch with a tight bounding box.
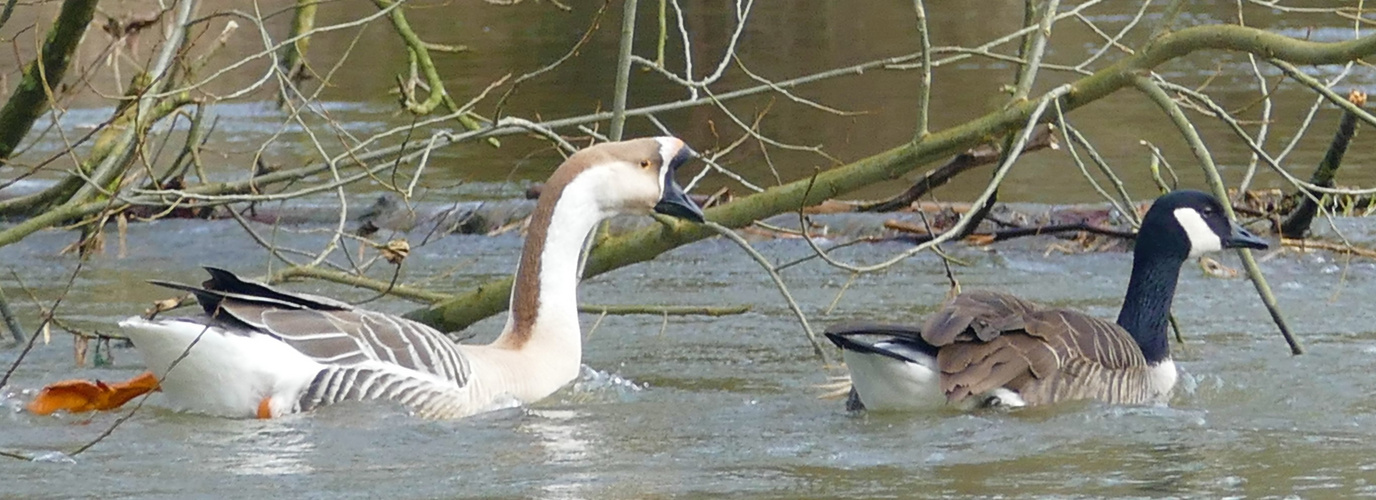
[653,137,682,192]
[1174,208,1221,257]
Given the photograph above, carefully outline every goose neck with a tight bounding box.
[1115,249,1183,364]
[496,173,606,353]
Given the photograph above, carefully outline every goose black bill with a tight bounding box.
[654,146,706,223]
[1223,221,1268,250]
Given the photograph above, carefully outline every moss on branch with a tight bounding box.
[0,0,99,161]
[276,0,319,107]
[373,0,494,147]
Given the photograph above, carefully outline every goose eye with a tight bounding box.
[640,160,653,169]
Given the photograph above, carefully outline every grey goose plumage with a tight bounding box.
[825,190,1269,411]
[29,137,706,419]
[147,268,480,418]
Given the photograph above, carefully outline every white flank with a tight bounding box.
[1173,208,1221,257]
[119,316,323,418]
[1146,358,1179,403]
[967,387,1027,410]
[841,347,946,411]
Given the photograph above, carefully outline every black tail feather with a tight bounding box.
[147,278,303,318]
[201,267,348,311]
[824,322,925,339]
[146,267,350,319]
[824,322,939,363]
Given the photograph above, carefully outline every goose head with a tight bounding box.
[1138,190,1268,259]
[550,137,705,222]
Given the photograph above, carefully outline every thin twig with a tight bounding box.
[0,280,24,344]
[705,221,829,365]
[911,0,933,139]
[1,257,90,390]
[607,0,639,141]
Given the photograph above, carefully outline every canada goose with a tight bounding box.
[28,137,706,419]
[825,190,1268,411]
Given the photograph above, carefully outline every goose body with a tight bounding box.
[117,270,517,419]
[30,137,705,419]
[825,190,1267,411]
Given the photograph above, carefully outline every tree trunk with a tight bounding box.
[0,0,99,162]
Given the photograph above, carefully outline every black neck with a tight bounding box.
[1114,250,1184,364]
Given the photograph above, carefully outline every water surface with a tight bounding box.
[2,1,1375,498]
[4,216,1376,498]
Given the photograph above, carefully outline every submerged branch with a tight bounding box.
[887,220,1137,245]
[578,304,751,317]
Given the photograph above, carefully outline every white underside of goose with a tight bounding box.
[843,347,1178,411]
[839,345,945,411]
[120,317,326,418]
[120,317,517,419]
[1145,359,1178,401]
[841,348,1025,411]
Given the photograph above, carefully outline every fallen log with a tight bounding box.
[886,219,1135,245]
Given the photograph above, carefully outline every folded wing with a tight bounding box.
[152,267,471,387]
[921,290,1147,405]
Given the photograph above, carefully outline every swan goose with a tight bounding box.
[28,137,705,419]
[825,190,1268,411]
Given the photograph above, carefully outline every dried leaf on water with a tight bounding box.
[1199,256,1240,279]
[73,335,89,367]
[964,234,997,246]
[145,295,188,319]
[378,239,411,265]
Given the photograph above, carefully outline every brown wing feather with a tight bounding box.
[920,290,1147,405]
[1022,309,1146,370]
[921,290,1039,345]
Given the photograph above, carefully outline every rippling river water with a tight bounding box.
[3,1,1375,498]
[5,215,1376,498]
